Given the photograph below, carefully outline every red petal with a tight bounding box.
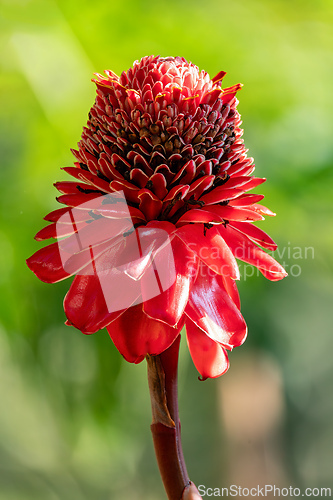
[35,220,91,241]
[130,168,149,188]
[154,164,174,184]
[138,189,163,220]
[176,224,240,279]
[171,159,196,185]
[194,159,212,177]
[27,243,70,283]
[252,204,276,216]
[226,158,254,176]
[235,164,256,177]
[212,70,227,84]
[143,236,199,327]
[185,320,229,380]
[239,177,266,191]
[44,207,90,223]
[221,83,242,102]
[176,209,223,225]
[131,152,154,176]
[57,192,102,207]
[201,88,222,105]
[149,172,168,199]
[185,261,247,348]
[229,194,265,206]
[98,153,124,181]
[163,184,190,203]
[199,188,244,205]
[220,274,241,309]
[186,175,215,200]
[169,201,187,221]
[34,223,57,241]
[64,166,113,192]
[206,205,264,222]
[223,176,252,189]
[110,180,140,204]
[111,153,132,173]
[64,274,126,334]
[230,221,278,251]
[107,305,183,363]
[259,268,288,281]
[55,181,99,195]
[218,225,287,280]
[61,166,85,181]
[44,207,71,223]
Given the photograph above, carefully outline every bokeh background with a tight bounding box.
[1,0,333,498]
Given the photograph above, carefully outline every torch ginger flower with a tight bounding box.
[27,55,286,380]
[27,55,287,500]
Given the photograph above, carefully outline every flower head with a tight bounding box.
[27,56,287,380]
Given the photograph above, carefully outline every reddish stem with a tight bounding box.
[146,336,202,500]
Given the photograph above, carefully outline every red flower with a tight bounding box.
[27,56,287,380]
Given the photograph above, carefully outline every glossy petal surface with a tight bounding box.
[107,305,183,363]
[186,320,229,380]
[176,224,240,279]
[219,224,287,280]
[143,235,198,326]
[185,262,247,349]
[27,243,70,283]
[64,275,127,334]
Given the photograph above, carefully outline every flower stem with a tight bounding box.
[146,336,202,500]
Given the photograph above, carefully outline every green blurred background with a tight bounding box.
[1,0,333,498]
